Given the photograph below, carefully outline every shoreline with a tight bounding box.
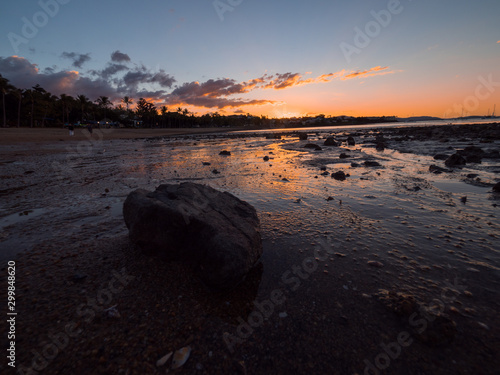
[1,122,499,147]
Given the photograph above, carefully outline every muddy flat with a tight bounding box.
[0,123,499,374]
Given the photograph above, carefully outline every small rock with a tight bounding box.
[339,153,350,159]
[326,196,334,201]
[347,136,355,146]
[350,162,360,168]
[433,154,449,160]
[104,305,120,319]
[492,182,500,193]
[304,143,322,150]
[477,322,490,330]
[364,161,381,167]
[71,273,88,282]
[212,169,220,174]
[324,137,337,146]
[429,164,449,174]
[331,171,346,181]
[172,346,191,369]
[219,150,231,156]
[263,156,270,161]
[202,162,211,166]
[298,133,308,140]
[460,196,467,204]
[367,260,384,268]
[156,352,173,367]
[444,153,466,168]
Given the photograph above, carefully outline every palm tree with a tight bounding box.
[160,105,168,128]
[76,94,89,122]
[59,94,70,125]
[95,96,111,120]
[0,74,13,127]
[12,88,23,127]
[122,96,133,111]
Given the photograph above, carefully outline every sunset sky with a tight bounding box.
[0,0,499,118]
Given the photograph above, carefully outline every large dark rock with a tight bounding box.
[123,183,263,289]
[347,136,356,146]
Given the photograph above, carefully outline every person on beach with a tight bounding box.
[87,124,93,134]
[68,124,74,136]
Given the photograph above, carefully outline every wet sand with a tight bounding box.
[0,123,499,374]
[0,127,245,146]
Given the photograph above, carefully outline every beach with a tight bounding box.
[1,123,499,374]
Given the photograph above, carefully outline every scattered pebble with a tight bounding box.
[367,260,384,268]
[172,346,191,369]
[156,351,173,367]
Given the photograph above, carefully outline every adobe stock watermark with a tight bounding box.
[8,0,72,54]
[16,268,135,375]
[340,0,404,63]
[213,0,243,22]
[223,236,340,353]
[443,74,500,118]
[362,277,466,375]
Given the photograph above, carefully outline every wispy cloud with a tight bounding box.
[342,66,393,80]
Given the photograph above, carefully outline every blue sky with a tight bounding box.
[0,0,499,117]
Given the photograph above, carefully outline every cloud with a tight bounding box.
[61,52,91,68]
[91,63,130,79]
[164,78,276,108]
[122,68,176,89]
[0,54,399,112]
[0,56,116,100]
[497,40,500,44]
[111,50,131,63]
[342,66,394,80]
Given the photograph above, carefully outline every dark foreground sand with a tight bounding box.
[1,123,499,374]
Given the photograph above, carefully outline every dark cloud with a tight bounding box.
[61,52,91,68]
[0,56,116,100]
[91,63,130,79]
[122,69,176,89]
[111,50,131,63]
[165,78,276,109]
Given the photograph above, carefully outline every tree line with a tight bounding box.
[0,74,264,128]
